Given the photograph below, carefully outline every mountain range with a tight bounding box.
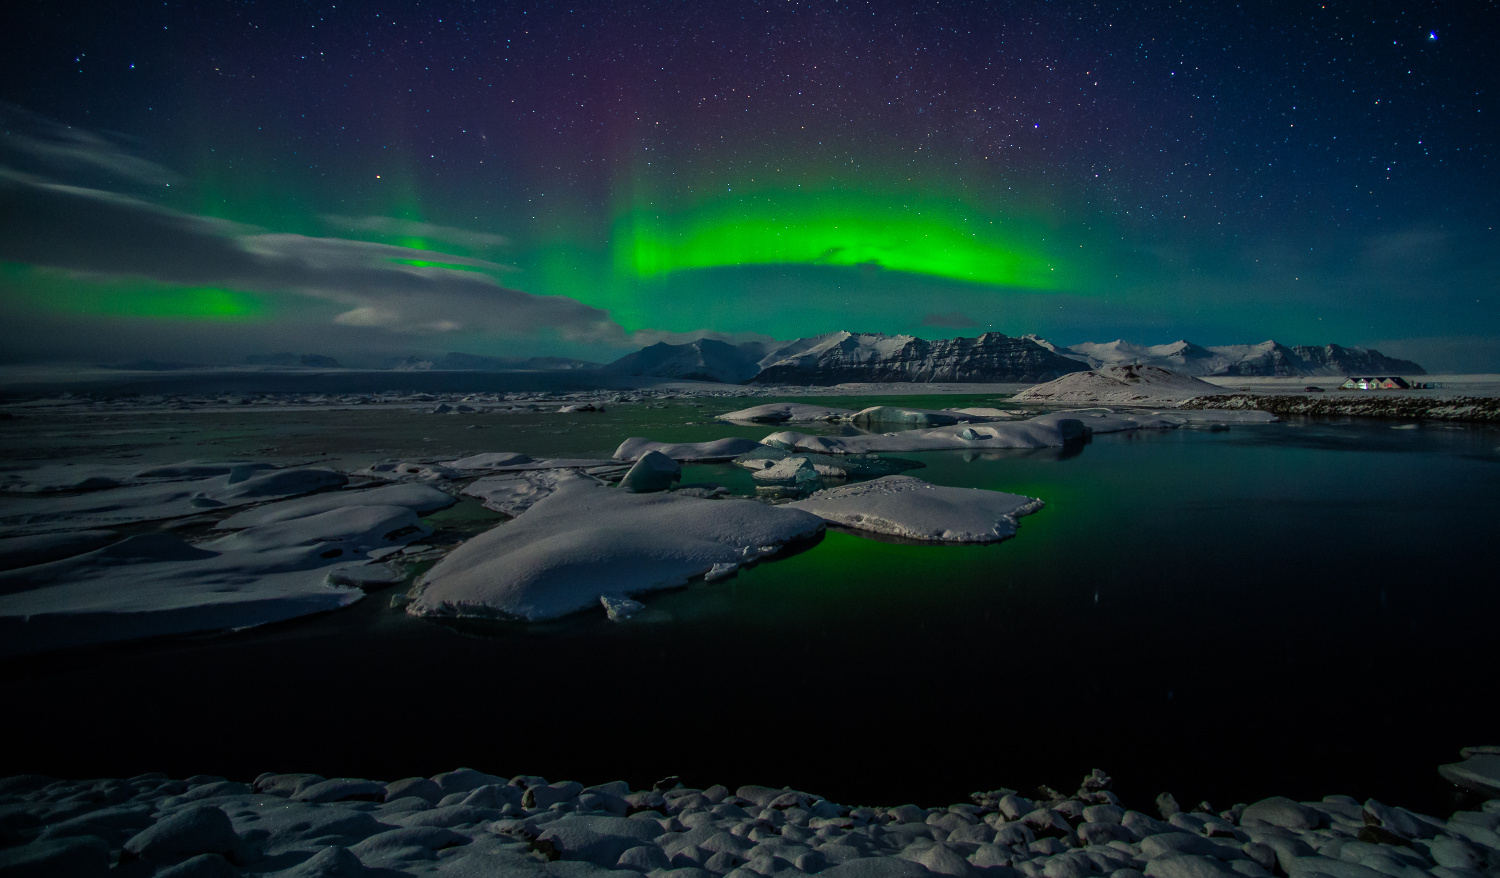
[603,332,1425,384]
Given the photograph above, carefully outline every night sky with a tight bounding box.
[2,1,1496,369]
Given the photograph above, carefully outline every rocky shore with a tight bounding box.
[2,753,1497,878]
[1179,395,1500,423]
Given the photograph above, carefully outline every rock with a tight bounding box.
[156,853,239,878]
[1439,755,1500,798]
[1144,854,1240,878]
[1141,833,1235,861]
[1158,794,1183,819]
[1361,799,1431,840]
[1428,837,1484,870]
[0,837,111,878]
[431,768,508,796]
[123,805,240,864]
[296,779,389,804]
[618,450,682,493]
[1084,805,1126,824]
[1240,798,1323,831]
[1079,821,1137,845]
[999,796,1036,821]
[383,777,442,806]
[817,857,936,878]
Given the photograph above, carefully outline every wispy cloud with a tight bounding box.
[322,215,512,251]
[0,102,181,189]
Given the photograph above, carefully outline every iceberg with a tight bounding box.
[787,475,1043,543]
[406,473,824,621]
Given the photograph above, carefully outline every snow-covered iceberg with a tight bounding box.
[787,475,1043,543]
[407,473,825,621]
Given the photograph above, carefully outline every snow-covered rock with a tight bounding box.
[1012,365,1228,406]
[613,436,765,462]
[787,476,1043,543]
[406,473,824,621]
[751,330,1089,384]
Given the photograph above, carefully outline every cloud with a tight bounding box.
[921,311,980,328]
[0,168,628,346]
[322,215,512,251]
[0,102,181,189]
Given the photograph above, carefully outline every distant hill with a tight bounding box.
[386,353,599,372]
[600,339,767,383]
[1028,337,1425,377]
[245,353,343,368]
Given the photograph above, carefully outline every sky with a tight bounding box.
[1,0,1496,370]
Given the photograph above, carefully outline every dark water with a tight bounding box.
[1,402,1496,816]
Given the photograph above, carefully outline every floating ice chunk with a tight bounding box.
[752,457,822,485]
[786,475,1043,543]
[600,595,645,621]
[0,468,347,530]
[216,483,455,529]
[613,437,765,462]
[618,450,681,493]
[207,506,429,555]
[0,530,364,658]
[761,410,1160,454]
[354,461,461,482]
[946,407,1019,419]
[717,402,857,423]
[442,452,534,471]
[732,446,923,478]
[0,529,118,572]
[406,473,824,621]
[558,403,604,412]
[1438,753,1500,797]
[850,406,961,428]
[704,562,738,581]
[461,470,578,517]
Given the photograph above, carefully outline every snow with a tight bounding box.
[215,483,455,529]
[787,475,1043,542]
[613,436,765,462]
[717,402,857,423]
[763,410,1171,454]
[406,473,824,621]
[1011,365,1231,406]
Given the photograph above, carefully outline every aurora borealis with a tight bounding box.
[1,0,1496,368]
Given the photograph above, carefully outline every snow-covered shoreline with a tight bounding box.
[2,752,1496,877]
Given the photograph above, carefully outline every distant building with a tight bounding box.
[1340,376,1411,390]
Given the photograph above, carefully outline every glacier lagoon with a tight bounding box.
[0,394,1495,815]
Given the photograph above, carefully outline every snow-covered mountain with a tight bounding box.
[1031,337,1424,377]
[749,331,1090,384]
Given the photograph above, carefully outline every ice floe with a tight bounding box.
[613,436,765,462]
[717,402,858,422]
[461,470,572,517]
[2,757,1494,878]
[764,411,1172,454]
[0,467,348,531]
[787,475,1044,542]
[442,451,535,471]
[0,493,438,655]
[215,483,455,529]
[406,472,824,621]
[1012,365,1232,406]
[733,445,923,479]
